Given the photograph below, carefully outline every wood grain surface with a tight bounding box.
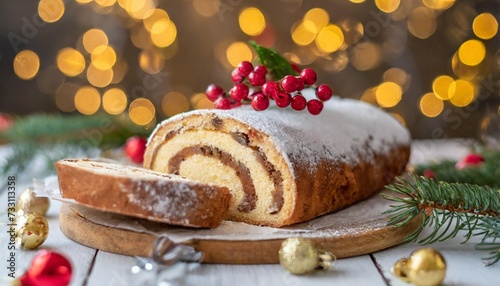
[59,197,421,264]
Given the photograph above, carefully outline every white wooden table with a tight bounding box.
[1,140,499,285]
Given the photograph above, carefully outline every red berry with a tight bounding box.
[300,68,317,85]
[124,136,147,164]
[237,61,254,77]
[281,75,298,92]
[214,97,231,109]
[248,71,266,87]
[253,65,268,76]
[291,62,301,73]
[0,113,14,131]
[307,99,323,115]
[230,100,242,109]
[231,69,243,83]
[455,153,485,169]
[229,83,249,101]
[296,77,305,91]
[316,84,333,101]
[251,93,270,111]
[291,94,307,110]
[205,84,224,102]
[275,92,291,108]
[423,169,435,179]
[262,81,280,99]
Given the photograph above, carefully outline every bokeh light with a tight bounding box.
[315,24,344,53]
[383,68,410,92]
[83,29,109,53]
[13,50,40,80]
[226,41,253,67]
[472,13,498,40]
[451,52,480,80]
[375,82,402,108]
[351,42,381,71]
[74,86,101,115]
[449,80,475,107]
[291,20,317,46]
[139,49,165,74]
[423,0,455,10]
[304,8,329,33]
[375,0,400,13]
[57,48,86,77]
[87,64,113,88]
[239,7,266,36]
[407,7,436,39]
[129,98,156,126]
[391,113,406,126]
[102,88,128,115]
[150,19,177,47]
[55,83,78,112]
[38,0,65,23]
[420,93,444,117]
[91,45,117,70]
[143,9,169,32]
[162,92,190,117]
[458,40,485,66]
[192,0,220,17]
[432,75,454,100]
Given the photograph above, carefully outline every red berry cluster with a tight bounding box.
[205,61,333,115]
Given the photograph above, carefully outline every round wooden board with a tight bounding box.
[59,196,420,264]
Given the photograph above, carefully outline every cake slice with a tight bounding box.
[55,159,231,228]
[144,96,411,227]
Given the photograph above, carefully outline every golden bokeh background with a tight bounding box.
[0,0,499,139]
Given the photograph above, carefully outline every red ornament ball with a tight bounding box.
[455,153,485,170]
[19,250,72,286]
[124,136,147,164]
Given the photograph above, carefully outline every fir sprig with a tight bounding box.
[414,150,500,188]
[382,175,500,265]
[249,40,296,80]
[0,113,149,189]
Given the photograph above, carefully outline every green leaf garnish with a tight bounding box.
[249,40,296,80]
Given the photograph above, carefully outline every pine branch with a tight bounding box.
[249,40,296,80]
[0,113,150,192]
[382,175,500,265]
[414,150,500,188]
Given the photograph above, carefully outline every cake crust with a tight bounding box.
[144,97,411,227]
[55,159,231,228]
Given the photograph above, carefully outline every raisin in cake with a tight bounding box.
[144,96,411,227]
[55,159,231,228]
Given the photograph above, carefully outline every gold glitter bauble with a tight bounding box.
[18,187,50,216]
[15,212,49,250]
[392,248,446,286]
[279,237,335,275]
[406,248,446,286]
[391,258,411,282]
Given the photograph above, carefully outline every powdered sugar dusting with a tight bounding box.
[158,93,410,171]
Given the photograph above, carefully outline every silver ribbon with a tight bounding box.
[129,236,202,286]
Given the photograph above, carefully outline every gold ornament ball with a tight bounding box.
[15,212,49,250]
[18,187,50,216]
[391,258,411,282]
[406,248,447,286]
[279,237,319,274]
